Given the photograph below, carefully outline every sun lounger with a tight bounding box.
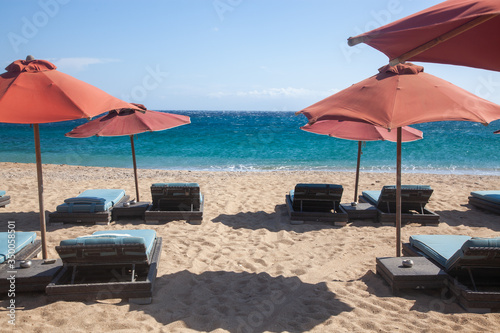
[46,229,162,304]
[0,190,11,208]
[402,234,500,311]
[468,190,500,214]
[145,183,204,224]
[285,184,348,226]
[359,185,439,225]
[0,231,61,293]
[48,189,129,224]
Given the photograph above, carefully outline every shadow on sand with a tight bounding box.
[434,204,500,231]
[134,270,353,332]
[0,211,45,232]
[212,204,341,233]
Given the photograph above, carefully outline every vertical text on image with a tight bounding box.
[6,221,16,325]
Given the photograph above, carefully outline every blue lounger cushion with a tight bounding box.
[0,190,6,197]
[363,185,432,204]
[0,231,37,264]
[59,229,156,262]
[56,189,126,213]
[410,235,471,268]
[362,190,381,205]
[409,235,500,271]
[470,191,500,205]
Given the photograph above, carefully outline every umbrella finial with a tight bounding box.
[26,55,35,61]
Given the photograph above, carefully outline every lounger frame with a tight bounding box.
[0,195,10,208]
[46,237,162,304]
[10,239,42,262]
[468,195,500,214]
[403,242,500,311]
[48,195,130,225]
[359,187,439,225]
[285,184,348,226]
[145,184,204,224]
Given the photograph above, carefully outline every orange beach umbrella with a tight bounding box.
[66,104,191,201]
[347,0,500,71]
[300,63,500,129]
[301,120,423,202]
[0,56,141,259]
[298,63,500,256]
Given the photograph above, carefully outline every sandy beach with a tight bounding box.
[1,161,500,332]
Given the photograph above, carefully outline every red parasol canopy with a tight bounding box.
[301,120,423,202]
[297,62,500,256]
[0,57,141,259]
[66,104,191,201]
[299,63,500,130]
[347,0,500,71]
[0,58,139,123]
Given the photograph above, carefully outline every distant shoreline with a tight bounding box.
[2,161,500,176]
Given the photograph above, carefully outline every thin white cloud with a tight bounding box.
[209,87,339,99]
[50,57,121,72]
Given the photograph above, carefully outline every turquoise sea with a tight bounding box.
[1,111,499,175]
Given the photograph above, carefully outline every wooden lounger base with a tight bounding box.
[403,243,500,312]
[49,212,112,225]
[468,196,500,214]
[145,211,203,225]
[15,239,42,261]
[145,197,204,225]
[359,197,439,226]
[48,196,130,225]
[286,195,348,226]
[45,237,162,304]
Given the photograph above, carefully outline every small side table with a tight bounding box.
[0,259,63,292]
[112,201,151,221]
[376,256,448,294]
[340,202,377,221]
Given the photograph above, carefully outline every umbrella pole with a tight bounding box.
[354,141,362,202]
[396,127,402,257]
[130,135,140,201]
[33,124,48,259]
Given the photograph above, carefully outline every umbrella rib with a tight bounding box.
[389,14,498,65]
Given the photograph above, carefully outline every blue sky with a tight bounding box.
[2,0,500,111]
